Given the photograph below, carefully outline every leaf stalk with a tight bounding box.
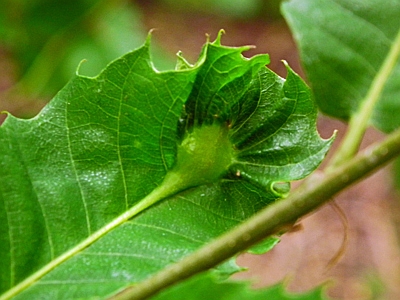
[328,29,400,169]
[0,172,184,300]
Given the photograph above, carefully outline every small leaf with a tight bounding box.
[247,236,280,255]
[0,33,332,299]
[282,0,400,132]
[151,272,329,300]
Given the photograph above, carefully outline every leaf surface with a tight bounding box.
[0,32,332,299]
[282,0,400,132]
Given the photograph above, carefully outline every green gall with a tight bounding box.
[171,124,235,188]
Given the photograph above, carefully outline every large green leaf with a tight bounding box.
[0,32,332,299]
[0,0,157,97]
[0,0,100,69]
[282,0,400,133]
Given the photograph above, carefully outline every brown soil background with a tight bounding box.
[1,2,400,299]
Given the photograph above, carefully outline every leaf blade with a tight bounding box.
[0,34,332,299]
[282,0,400,132]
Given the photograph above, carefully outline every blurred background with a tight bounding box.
[1,0,400,299]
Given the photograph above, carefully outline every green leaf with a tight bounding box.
[282,0,400,133]
[1,0,159,97]
[247,236,280,255]
[62,1,150,78]
[0,32,332,299]
[151,272,329,300]
[0,0,101,94]
[0,0,100,69]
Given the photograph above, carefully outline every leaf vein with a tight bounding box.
[66,99,92,235]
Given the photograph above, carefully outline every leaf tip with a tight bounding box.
[271,181,291,198]
[281,60,291,72]
[145,29,155,47]
[175,51,193,70]
[0,110,10,126]
[213,29,226,45]
[328,129,338,143]
[76,59,87,76]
